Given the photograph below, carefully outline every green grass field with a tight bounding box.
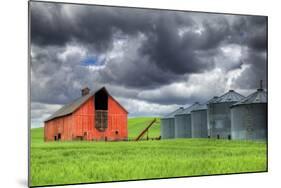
[128,117,160,139]
[30,117,267,187]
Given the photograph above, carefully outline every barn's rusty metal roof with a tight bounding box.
[209,90,245,104]
[162,107,184,119]
[232,88,267,107]
[176,102,201,115]
[44,87,127,122]
[44,92,94,122]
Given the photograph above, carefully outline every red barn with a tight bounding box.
[44,87,128,141]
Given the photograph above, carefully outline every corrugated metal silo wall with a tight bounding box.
[231,103,267,140]
[191,110,208,138]
[207,102,235,139]
[207,107,211,137]
[175,114,192,138]
[161,118,175,139]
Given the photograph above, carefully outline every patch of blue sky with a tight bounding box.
[81,56,105,67]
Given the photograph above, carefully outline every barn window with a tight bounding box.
[95,88,108,131]
[115,131,119,135]
[58,133,61,141]
[54,135,57,141]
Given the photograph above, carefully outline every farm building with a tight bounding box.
[44,87,128,141]
[207,90,245,139]
[174,102,201,138]
[191,103,208,138]
[161,107,184,139]
[231,88,267,140]
[206,96,219,136]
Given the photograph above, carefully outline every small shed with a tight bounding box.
[231,88,267,140]
[44,87,128,141]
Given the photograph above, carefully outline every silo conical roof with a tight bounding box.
[162,107,184,119]
[232,88,267,107]
[176,102,201,115]
[209,90,245,104]
[191,103,207,112]
[207,96,219,104]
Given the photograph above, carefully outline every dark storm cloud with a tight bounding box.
[30,1,267,125]
[31,2,216,79]
[231,48,267,90]
[31,3,191,52]
[31,45,89,104]
[140,17,231,75]
[245,17,267,52]
[227,16,267,51]
[139,93,206,106]
[98,58,183,89]
[225,16,267,90]
[31,3,121,51]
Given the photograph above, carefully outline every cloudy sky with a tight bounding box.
[30,2,267,128]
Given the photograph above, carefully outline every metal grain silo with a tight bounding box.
[174,102,200,138]
[231,88,267,140]
[207,96,219,137]
[191,104,208,138]
[207,90,245,139]
[161,107,184,139]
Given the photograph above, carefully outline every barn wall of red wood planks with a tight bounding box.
[44,88,128,141]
